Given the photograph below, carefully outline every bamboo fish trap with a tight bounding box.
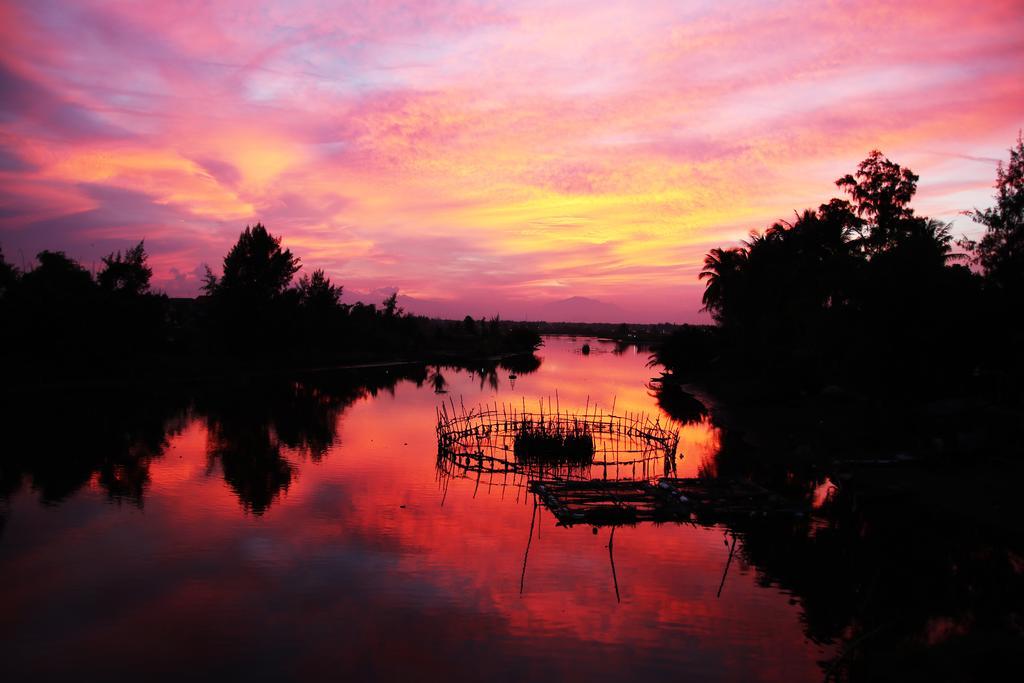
[436,395,681,492]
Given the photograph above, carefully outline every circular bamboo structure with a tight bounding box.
[436,396,680,491]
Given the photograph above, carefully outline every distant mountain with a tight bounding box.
[340,289,452,318]
[394,293,453,319]
[533,296,628,323]
[338,289,659,323]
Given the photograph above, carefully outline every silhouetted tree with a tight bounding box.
[683,150,983,392]
[966,133,1024,296]
[3,223,544,375]
[207,223,300,299]
[98,241,152,295]
[0,247,16,364]
[202,223,301,353]
[9,251,98,362]
[1,246,175,373]
[0,245,18,298]
[95,241,167,353]
[22,250,94,297]
[296,268,342,309]
[698,247,748,324]
[293,269,345,355]
[836,149,919,255]
[699,200,861,335]
[382,291,402,318]
[504,324,541,351]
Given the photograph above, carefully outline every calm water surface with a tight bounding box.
[0,337,831,681]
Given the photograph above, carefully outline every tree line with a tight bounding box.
[0,223,541,381]
[656,135,1024,399]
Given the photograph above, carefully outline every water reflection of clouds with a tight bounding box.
[0,337,828,681]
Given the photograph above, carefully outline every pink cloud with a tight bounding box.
[0,1,1021,322]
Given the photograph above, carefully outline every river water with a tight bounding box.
[0,336,833,681]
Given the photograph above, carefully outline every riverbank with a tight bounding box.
[1,346,543,394]
[654,372,1024,681]
[662,372,1024,539]
[526,320,686,347]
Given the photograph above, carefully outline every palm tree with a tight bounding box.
[878,217,958,271]
[920,218,956,262]
[699,246,747,322]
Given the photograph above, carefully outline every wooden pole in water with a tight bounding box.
[608,526,621,603]
[520,499,538,596]
[717,533,738,598]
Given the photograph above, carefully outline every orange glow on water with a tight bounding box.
[0,339,828,679]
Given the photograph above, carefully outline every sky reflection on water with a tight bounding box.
[0,337,828,682]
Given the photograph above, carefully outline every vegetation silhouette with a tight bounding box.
[0,242,168,377]
[648,378,708,425]
[1,138,1020,681]
[689,426,1023,682]
[98,241,153,296]
[512,422,595,465]
[962,132,1024,297]
[0,224,541,383]
[647,140,1024,680]
[0,246,16,297]
[201,223,301,353]
[0,387,189,509]
[0,365,436,518]
[0,218,546,514]
[656,143,1023,402]
[499,352,542,374]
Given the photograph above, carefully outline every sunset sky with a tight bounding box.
[0,1,1021,322]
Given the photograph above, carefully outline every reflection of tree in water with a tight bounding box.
[429,368,448,394]
[459,363,499,391]
[432,353,543,393]
[646,377,1021,680]
[0,388,189,510]
[0,363,443,519]
[205,417,294,516]
[611,341,632,356]
[195,366,428,514]
[499,353,542,375]
[680,414,1020,681]
[721,490,1022,682]
[0,352,542,526]
[198,376,368,514]
[272,381,355,462]
[95,413,188,504]
[648,376,708,425]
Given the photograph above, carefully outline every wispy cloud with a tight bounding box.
[0,0,1021,321]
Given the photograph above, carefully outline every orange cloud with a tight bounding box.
[0,1,1020,319]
